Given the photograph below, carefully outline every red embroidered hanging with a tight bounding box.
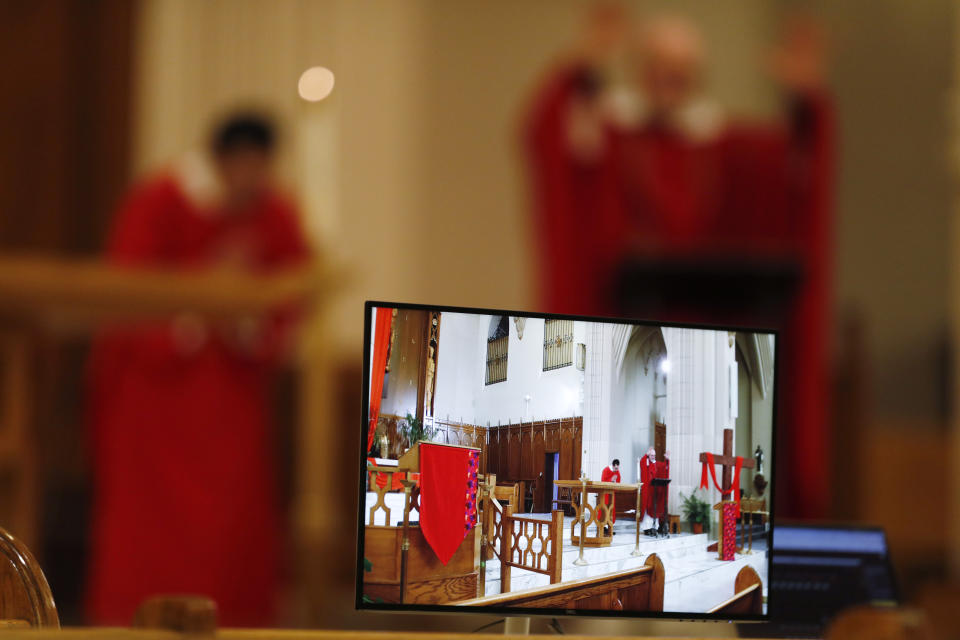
[418,444,479,565]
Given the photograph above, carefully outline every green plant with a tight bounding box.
[680,491,711,533]
[399,413,435,448]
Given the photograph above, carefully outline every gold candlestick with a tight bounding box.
[631,480,644,557]
[573,472,588,566]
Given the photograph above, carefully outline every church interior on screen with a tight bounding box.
[363,307,774,614]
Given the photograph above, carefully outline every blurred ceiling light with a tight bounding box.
[298,66,335,102]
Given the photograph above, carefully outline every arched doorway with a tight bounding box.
[613,326,668,483]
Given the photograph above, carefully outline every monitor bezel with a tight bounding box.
[355,299,781,622]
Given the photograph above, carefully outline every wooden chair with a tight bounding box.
[0,526,58,628]
[706,565,763,616]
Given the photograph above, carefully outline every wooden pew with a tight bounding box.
[706,565,763,616]
[457,554,664,612]
[0,525,58,628]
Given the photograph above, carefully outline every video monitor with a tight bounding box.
[357,301,777,620]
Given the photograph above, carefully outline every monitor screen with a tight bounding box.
[357,301,778,620]
[770,524,898,620]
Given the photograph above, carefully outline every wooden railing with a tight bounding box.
[499,506,563,592]
[482,477,519,561]
[366,466,418,527]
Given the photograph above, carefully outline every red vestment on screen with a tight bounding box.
[86,171,310,626]
[600,465,620,523]
[651,458,670,521]
[640,453,653,520]
[522,64,833,518]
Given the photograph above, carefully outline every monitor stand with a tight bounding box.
[504,616,530,635]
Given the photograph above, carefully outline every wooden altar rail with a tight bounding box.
[0,254,322,327]
[499,506,563,593]
[0,254,326,551]
[366,466,418,526]
[459,554,664,612]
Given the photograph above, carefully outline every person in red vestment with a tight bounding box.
[652,451,670,536]
[639,448,658,535]
[600,458,620,534]
[86,114,311,626]
[522,11,833,519]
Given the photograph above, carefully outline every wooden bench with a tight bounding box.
[0,526,58,628]
[706,565,763,616]
[457,554,664,612]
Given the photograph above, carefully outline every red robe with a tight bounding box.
[600,465,620,523]
[523,64,833,519]
[86,173,310,626]
[639,455,653,520]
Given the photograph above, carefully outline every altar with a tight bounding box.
[555,479,639,547]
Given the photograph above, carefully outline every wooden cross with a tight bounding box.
[698,428,755,496]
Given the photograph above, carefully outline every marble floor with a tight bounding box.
[363,494,768,614]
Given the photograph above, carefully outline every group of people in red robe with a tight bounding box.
[522,5,833,519]
[87,114,310,626]
[639,448,670,536]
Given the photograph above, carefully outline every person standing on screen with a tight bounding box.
[86,113,311,626]
[640,447,659,535]
[601,458,621,535]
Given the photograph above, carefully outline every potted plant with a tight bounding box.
[398,413,436,453]
[680,491,710,534]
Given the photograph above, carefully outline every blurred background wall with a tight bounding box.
[0,0,957,631]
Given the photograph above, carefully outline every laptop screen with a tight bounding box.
[769,525,898,622]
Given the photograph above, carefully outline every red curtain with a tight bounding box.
[367,307,392,453]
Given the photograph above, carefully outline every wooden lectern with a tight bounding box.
[363,441,481,605]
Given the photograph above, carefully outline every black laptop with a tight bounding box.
[739,523,899,638]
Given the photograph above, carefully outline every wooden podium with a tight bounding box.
[363,442,481,605]
[555,479,638,547]
[0,253,324,550]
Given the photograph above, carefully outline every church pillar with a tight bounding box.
[583,323,616,479]
[662,328,736,524]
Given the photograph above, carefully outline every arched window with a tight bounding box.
[543,319,574,371]
[485,316,509,385]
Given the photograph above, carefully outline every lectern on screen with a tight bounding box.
[357,301,778,621]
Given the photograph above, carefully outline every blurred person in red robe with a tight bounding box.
[86,114,311,626]
[522,9,832,519]
[600,458,620,533]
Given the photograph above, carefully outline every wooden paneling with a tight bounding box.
[363,526,480,605]
[507,425,521,481]
[482,417,583,495]
[381,309,428,420]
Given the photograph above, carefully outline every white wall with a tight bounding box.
[432,313,585,426]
